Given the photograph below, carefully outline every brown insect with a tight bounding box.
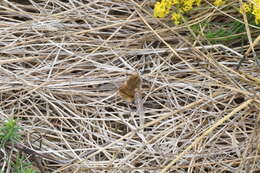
[118,73,141,102]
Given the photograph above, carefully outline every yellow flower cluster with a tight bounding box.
[213,0,224,7]
[154,0,225,24]
[252,0,260,24]
[239,3,251,14]
[171,12,181,25]
[240,0,260,24]
[153,0,173,18]
[153,0,260,25]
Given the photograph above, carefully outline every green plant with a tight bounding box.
[193,21,247,43]
[0,119,21,148]
[12,154,38,173]
[206,22,245,39]
[0,119,38,173]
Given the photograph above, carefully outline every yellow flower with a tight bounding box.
[182,0,195,12]
[214,0,225,7]
[154,1,167,18]
[195,0,202,6]
[153,0,201,23]
[252,0,260,24]
[153,0,173,18]
[239,3,251,14]
[172,0,181,5]
[171,12,182,24]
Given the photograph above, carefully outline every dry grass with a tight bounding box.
[0,0,260,172]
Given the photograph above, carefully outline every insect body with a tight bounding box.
[118,73,141,102]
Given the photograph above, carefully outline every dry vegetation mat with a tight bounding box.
[0,0,260,172]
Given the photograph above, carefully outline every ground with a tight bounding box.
[0,0,259,173]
